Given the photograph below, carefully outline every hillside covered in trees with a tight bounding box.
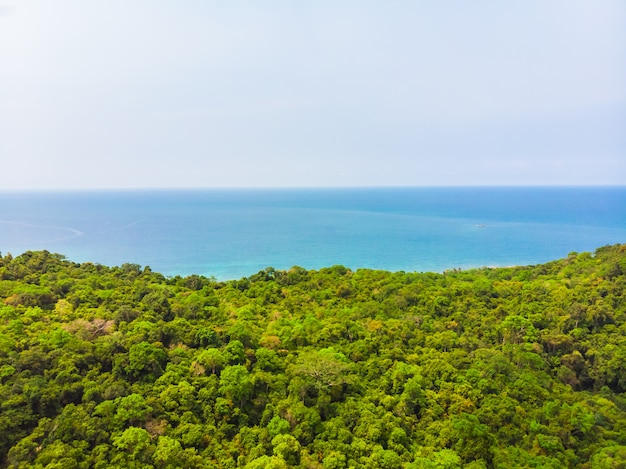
[0,245,625,468]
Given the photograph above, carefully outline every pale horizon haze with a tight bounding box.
[1,1,624,190]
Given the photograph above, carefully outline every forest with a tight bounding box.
[0,245,625,468]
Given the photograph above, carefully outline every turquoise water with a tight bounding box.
[0,187,625,280]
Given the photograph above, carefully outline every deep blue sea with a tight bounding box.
[0,187,625,280]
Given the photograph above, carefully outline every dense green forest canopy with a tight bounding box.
[0,245,625,468]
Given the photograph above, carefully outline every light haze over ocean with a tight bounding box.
[0,1,624,189]
[1,188,624,280]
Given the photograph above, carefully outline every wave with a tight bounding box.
[109,220,143,231]
[0,219,84,243]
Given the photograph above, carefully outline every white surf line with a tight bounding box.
[111,219,143,231]
[0,219,84,242]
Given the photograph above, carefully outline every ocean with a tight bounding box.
[0,187,625,280]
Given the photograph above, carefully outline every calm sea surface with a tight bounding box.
[0,187,624,280]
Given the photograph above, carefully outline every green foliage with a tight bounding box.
[1,245,626,468]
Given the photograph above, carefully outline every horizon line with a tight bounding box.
[1,183,626,194]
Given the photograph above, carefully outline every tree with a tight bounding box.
[112,426,153,459]
[195,348,226,375]
[292,348,350,396]
[220,365,253,408]
[272,434,301,466]
[123,342,167,380]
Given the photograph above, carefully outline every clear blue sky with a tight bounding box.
[1,1,624,189]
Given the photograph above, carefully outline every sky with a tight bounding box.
[0,1,624,189]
